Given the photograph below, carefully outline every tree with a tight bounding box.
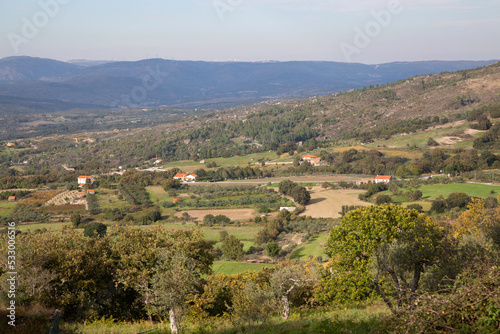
[270,259,320,319]
[84,222,107,238]
[150,252,201,334]
[221,235,244,260]
[375,194,392,205]
[231,281,277,325]
[162,178,182,190]
[291,186,311,205]
[203,214,215,225]
[412,189,423,201]
[70,212,82,227]
[454,198,499,248]
[266,241,281,257]
[279,180,296,196]
[322,204,443,312]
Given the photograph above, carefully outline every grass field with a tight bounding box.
[212,260,275,275]
[96,188,130,210]
[0,201,17,217]
[414,183,500,200]
[164,152,281,169]
[290,232,330,260]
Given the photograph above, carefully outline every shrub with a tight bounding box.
[265,241,281,257]
[431,197,447,213]
[376,194,392,205]
[407,203,423,212]
[427,138,439,146]
[84,222,107,238]
[221,235,244,261]
[390,263,500,333]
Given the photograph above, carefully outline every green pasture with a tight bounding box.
[414,183,500,200]
[290,232,330,260]
[0,201,17,217]
[212,260,275,275]
[96,188,130,210]
[164,151,290,169]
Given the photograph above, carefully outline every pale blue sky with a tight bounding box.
[0,0,499,64]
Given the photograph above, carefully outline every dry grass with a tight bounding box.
[303,187,371,219]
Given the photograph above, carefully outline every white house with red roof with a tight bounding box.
[302,154,321,166]
[78,176,96,187]
[173,173,198,182]
[374,175,392,184]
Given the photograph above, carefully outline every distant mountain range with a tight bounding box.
[0,56,497,110]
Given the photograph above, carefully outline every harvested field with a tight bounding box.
[303,187,371,219]
[174,208,256,221]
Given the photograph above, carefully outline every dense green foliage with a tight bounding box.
[320,205,443,307]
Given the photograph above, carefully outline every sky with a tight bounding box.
[0,0,499,64]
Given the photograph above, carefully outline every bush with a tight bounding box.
[390,263,500,333]
[376,194,392,205]
[407,204,423,212]
[221,235,244,261]
[427,138,439,146]
[446,192,470,209]
[431,197,447,213]
[265,241,281,257]
[84,222,107,238]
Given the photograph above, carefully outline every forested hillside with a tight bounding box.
[2,61,499,169]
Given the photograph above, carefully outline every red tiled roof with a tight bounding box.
[375,175,392,180]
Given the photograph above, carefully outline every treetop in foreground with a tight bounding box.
[320,204,443,310]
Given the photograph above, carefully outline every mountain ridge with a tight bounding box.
[0,56,497,110]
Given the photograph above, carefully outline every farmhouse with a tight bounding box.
[87,189,95,195]
[374,175,392,184]
[302,155,321,166]
[8,196,16,202]
[154,159,163,164]
[76,192,85,198]
[6,142,16,147]
[173,173,198,182]
[302,154,317,161]
[78,176,96,187]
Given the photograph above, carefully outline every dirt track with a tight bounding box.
[303,187,371,219]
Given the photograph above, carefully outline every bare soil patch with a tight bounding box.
[174,208,256,221]
[303,187,371,219]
